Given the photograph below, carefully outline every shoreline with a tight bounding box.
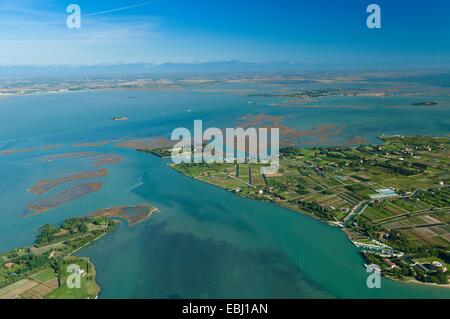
[384,274,450,289]
[163,158,450,290]
[69,230,111,257]
[68,231,113,299]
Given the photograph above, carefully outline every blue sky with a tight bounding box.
[0,0,449,66]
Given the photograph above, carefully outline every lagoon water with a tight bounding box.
[0,84,449,298]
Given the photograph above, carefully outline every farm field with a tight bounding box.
[169,135,450,285]
[0,217,116,299]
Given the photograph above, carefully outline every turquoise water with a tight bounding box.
[0,86,449,298]
[81,153,450,298]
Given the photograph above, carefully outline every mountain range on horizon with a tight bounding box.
[1,61,449,78]
[0,61,347,78]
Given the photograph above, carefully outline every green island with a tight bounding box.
[145,135,450,286]
[0,217,116,299]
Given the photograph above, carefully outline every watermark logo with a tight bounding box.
[66,4,81,29]
[171,120,280,174]
[366,263,381,289]
[66,264,82,289]
[366,4,381,29]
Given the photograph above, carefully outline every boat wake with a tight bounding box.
[129,181,144,191]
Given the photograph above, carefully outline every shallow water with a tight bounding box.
[0,86,449,298]
[81,153,450,298]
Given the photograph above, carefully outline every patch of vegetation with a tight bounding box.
[0,217,116,298]
[46,257,99,299]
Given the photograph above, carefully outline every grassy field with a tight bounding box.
[30,268,56,282]
[46,257,99,299]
